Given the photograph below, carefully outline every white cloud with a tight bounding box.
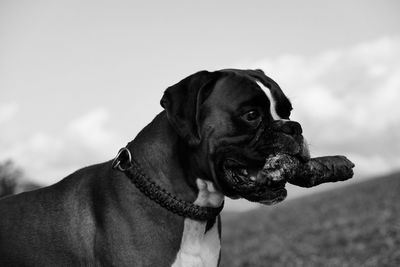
[0,102,18,124]
[67,108,115,150]
[0,108,120,185]
[237,36,400,177]
[346,153,400,178]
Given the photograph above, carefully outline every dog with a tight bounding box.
[0,69,310,266]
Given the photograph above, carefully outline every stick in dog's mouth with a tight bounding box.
[221,153,355,204]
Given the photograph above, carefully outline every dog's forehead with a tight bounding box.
[212,75,265,102]
[215,70,293,119]
[206,71,292,120]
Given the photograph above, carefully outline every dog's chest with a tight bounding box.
[171,218,220,267]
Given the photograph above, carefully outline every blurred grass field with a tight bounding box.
[220,172,400,267]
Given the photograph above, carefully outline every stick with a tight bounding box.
[262,154,355,188]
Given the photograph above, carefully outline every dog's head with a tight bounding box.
[161,69,309,205]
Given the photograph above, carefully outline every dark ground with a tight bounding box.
[220,172,400,267]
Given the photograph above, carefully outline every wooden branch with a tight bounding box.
[262,154,355,188]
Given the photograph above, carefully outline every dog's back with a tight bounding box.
[0,163,103,266]
[0,160,182,266]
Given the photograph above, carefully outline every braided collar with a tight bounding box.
[112,147,224,221]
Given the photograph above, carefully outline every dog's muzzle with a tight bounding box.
[215,120,310,204]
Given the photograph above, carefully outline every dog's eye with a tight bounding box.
[242,110,261,122]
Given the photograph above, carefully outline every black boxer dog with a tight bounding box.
[0,69,309,266]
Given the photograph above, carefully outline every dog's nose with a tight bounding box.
[275,120,303,136]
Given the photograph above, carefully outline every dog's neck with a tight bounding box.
[128,111,198,203]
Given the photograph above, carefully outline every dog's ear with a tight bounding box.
[160,70,221,146]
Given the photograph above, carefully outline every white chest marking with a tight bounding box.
[256,81,282,120]
[171,179,223,267]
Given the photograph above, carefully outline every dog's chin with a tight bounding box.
[258,189,287,205]
[245,187,287,205]
[217,163,288,205]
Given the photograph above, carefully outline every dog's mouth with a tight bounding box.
[219,159,288,205]
[214,139,310,205]
[211,126,311,205]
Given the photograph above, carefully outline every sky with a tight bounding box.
[1,0,399,211]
